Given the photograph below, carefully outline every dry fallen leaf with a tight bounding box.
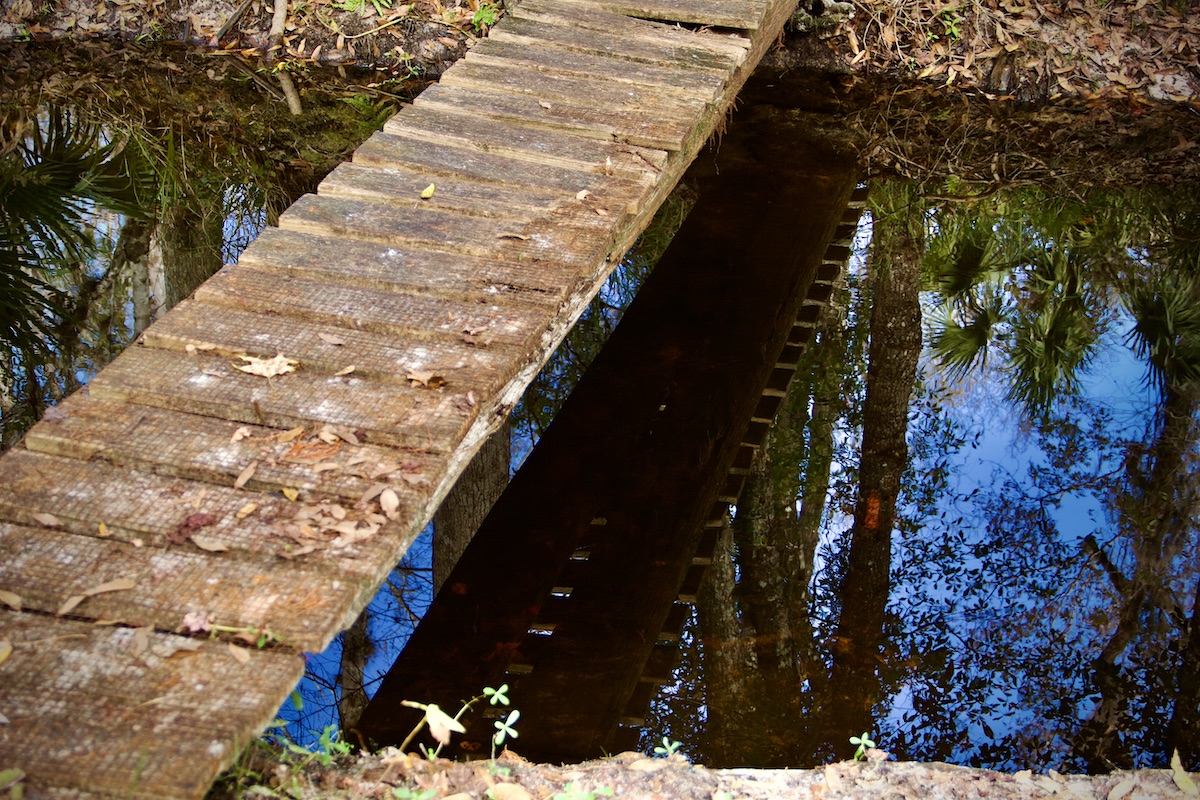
[234,353,298,378]
[576,189,592,200]
[538,100,552,109]
[97,522,110,537]
[318,332,346,346]
[277,426,306,442]
[1173,750,1199,795]
[191,535,229,553]
[57,577,137,616]
[0,590,21,611]
[334,365,356,376]
[231,425,253,443]
[380,488,400,519]
[407,370,447,389]
[497,232,530,240]
[421,183,436,199]
[312,462,340,473]
[234,460,258,489]
[32,512,61,528]
[282,487,300,502]
[0,640,11,668]
[236,503,258,520]
[228,643,251,664]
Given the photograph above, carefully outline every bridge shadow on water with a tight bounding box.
[349,100,862,762]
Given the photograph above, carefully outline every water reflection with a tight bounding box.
[643,180,1200,774]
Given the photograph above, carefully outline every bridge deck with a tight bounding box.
[0,0,798,796]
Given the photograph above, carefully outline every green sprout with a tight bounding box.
[850,731,876,761]
[472,1,500,32]
[493,709,520,747]
[485,683,510,706]
[653,737,682,757]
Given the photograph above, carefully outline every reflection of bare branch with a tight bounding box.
[1082,534,1129,596]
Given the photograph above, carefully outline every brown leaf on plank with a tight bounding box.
[170,513,218,545]
[57,577,137,616]
[0,589,22,611]
[234,460,258,489]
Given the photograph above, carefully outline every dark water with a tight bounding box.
[4,49,1197,775]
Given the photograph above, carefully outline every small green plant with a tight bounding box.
[553,782,613,800]
[392,788,438,800]
[332,0,393,16]
[850,731,876,761]
[929,6,963,43]
[400,684,518,759]
[0,768,25,800]
[283,724,352,768]
[652,737,682,757]
[471,1,500,32]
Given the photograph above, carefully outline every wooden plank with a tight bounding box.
[0,448,422,581]
[319,160,562,220]
[383,104,670,177]
[351,131,656,203]
[0,521,373,649]
[24,393,450,507]
[414,82,692,151]
[0,611,303,799]
[238,227,579,304]
[277,193,618,267]
[464,38,727,102]
[550,0,770,29]
[138,300,523,392]
[436,59,709,119]
[192,265,554,349]
[488,17,740,73]
[87,346,478,451]
[507,0,751,62]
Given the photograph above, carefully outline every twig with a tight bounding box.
[213,0,254,44]
[268,0,289,55]
[278,72,303,115]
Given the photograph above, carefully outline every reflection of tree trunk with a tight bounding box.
[1081,383,1200,771]
[433,422,510,592]
[697,523,753,766]
[828,185,923,753]
[1167,576,1200,771]
[160,195,225,309]
[792,279,851,680]
[338,606,374,731]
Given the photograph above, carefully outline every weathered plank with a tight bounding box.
[0,610,303,799]
[87,346,478,450]
[277,193,618,266]
[413,82,694,151]
[0,448,419,582]
[191,265,554,349]
[437,59,710,119]
[23,394,450,507]
[238,227,579,304]
[137,300,524,392]
[318,161,564,220]
[550,0,770,29]
[0,521,372,648]
[464,38,728,102]
[382,104,670,177]
[352,131,656,201]
[488,17,741,73]
[508,0,751,61]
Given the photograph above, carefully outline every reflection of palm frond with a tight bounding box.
[1124,277,1200,392]
[0,107,155,357]
[930,293,1007,380]
[1008,296,1096,412]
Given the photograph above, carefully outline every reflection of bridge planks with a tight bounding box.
[0,0,803,795]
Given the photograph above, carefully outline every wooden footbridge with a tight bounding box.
[0,0,805,796]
